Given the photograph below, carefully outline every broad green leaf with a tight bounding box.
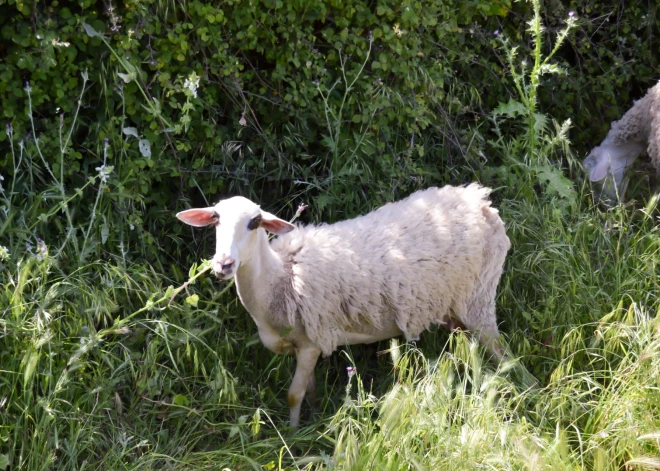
[533,113,548,135]
[185,294,199,307]
[122,127,139,138]
[82,23,101,38]
[173,394,189,407]
[138,139,151,159]
[493,99,527,118]
[535,165,575,201]
[117,72,135,83]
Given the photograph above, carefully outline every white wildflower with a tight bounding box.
[95,164,111,184]
[0,245,9,261]
[184,73,201,98]
[51,38,71,47]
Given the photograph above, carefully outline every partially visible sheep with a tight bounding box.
[176,184,511,427]
[583,80,660,203]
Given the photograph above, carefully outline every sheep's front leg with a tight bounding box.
[288,345,321,428]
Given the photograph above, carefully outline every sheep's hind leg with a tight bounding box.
[475,324,505,361]
[452,302,504,362]
[288,345,321,428]
[464,209,509,362]
[461,291,505,361]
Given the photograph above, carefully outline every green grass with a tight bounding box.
[2,174,659,470]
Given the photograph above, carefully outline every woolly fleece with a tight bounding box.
[583,80,660,198]
[267,184,511,356]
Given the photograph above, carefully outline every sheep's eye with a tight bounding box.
[247,214,262,230]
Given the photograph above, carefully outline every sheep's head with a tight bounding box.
[176,196,295,279]
[582,140,645,203]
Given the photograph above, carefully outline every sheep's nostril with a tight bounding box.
[213,256,236,277]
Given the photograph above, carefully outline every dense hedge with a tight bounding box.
[0,0,658,263]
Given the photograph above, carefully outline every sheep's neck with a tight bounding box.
[234,229,283,327]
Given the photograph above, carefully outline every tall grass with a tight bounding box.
[319,301,660,471]
[1,1,660,470]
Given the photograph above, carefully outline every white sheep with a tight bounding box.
[176,184,511,427]
[583,80,660,203]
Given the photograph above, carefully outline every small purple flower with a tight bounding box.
[35,238,47,260]
[568,11,574,17]
[346,366,356,379]
[494,30,500,36]
[297,203,308,213]
[104,137,109,143]
[25,81,30,86]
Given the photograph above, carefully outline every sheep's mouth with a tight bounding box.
[214,271,236,280]
[582,155,597,173]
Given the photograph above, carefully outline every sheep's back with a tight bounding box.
[646,81,660,171]
[610,81,659,145]
[270,184,503,355]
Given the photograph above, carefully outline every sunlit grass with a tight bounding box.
[2,189,659,470]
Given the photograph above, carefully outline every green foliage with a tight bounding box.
[547,0,660,143]
[1,0,517,261]
[2,0,655,253]
[322,306,660,470]
[487,0,578,209]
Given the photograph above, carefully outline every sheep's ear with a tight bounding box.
[260,211,295,235]
[176,208,217,227]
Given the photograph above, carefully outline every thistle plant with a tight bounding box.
[494,0,578,155]
[489,0,579,206]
